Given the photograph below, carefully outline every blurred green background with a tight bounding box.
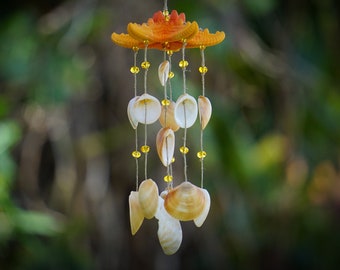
[1,0,340,269]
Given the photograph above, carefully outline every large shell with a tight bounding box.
[198,96,212,130]
[158,60,170,86]
[193,188,211,227]
[127,96,140,129]
[174,94,198,128]
[164,181,205,221]
[132,94,161,124]
[156,128,175,167]
[138,179,159,219]
[129,191,144,235]
[159,100,180,132]
[156,196,182,255]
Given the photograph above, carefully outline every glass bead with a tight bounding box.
[200,45,206,50]
[132,150,141,158]
[141,61,150,69]
[171,157,175,163]
[179,60,188,68]
[199,66,208,74]
[141,145,150,153]
[130,66,140,74]
[197,151,207,159]
[168,71,174,78]
[167,50,173,56]
[161,99,171,106]
[163,175,173,182]
[180,146,189,154]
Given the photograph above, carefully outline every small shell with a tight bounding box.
[138,179,159,219]
[198,96,212,130]
[127,96,140,129]
[174,94,198,128]
[156,128,175,167]
[132,94,161,124]
[158,60,170,86]
[156,197,183,255]
[159,100,180,132]
[129,191,144,235]
[164,181,205,221]
[193,188,211,227]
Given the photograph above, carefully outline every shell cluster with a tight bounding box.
[129,179,210,255]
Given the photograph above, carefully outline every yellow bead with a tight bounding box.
[179,60,188,68]
[132,151,141,158]
[180,146,189,154]
[199,66,208,74]
[140,145,150,153]
[141,61,150,69]
[130,66,140,74]
[161,99,171,106]
[167,50,173,56]
[171,157,175,163]
[199,45,206,50]
[168,71,174,78]
[163,175,173,182]
[197,151,207,159]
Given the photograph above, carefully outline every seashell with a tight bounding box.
[198,96,212,130]
[127,96,140,129]
[193,188,211,227]
[159,100,180,132]
[156,128,175,167]
[132,94,161,124]
[129,191,144,235]
[138,179,159,219]
[174,94,198,128]
[158,60,170,86]
[164,181,205,221]
[156,196,183,255]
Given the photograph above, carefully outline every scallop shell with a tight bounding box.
[158,60,170,86]
[156,196,183,255]
[159,100,180,132]
[174,94,198,128]
[164,181,205,221]
[127,96,140,129]
[138,179,159,219]
[156,128,175,167]
[193,188,211,227]
[132,94,161,124]
[129,191,144,235]
[198,96,212,130]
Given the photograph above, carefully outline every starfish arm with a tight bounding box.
[187,29,226,48]
[111,32,145,49]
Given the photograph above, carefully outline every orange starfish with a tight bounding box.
[111,10,225,51]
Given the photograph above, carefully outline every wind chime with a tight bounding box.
[111,0,225,255]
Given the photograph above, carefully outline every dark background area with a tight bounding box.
[1,0,340,269]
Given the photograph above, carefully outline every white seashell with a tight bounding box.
[129,191,144,235]
[193,188,211,227]
[138,179,159,219]
[198,96,212,130]
[159,100,180,132]
[156,128,175,167]
[127,96,140,129]
[156,196,183,255]
[164,181,205,221]
[158,60,170,86]
[132,94,161,124]
[174,94,198,128]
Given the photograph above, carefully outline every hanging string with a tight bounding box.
[130,47,141,190]
[141,42,150,180]
[199,46,207,188]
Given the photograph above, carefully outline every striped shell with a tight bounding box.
[159,100,180,132]
[129,191,144,235]
[156,196,182,255]
[164,181,205,221]
[158,60,170,86]
[174,94,198,128]
[138,179,159,219]
[156,128,175,167]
